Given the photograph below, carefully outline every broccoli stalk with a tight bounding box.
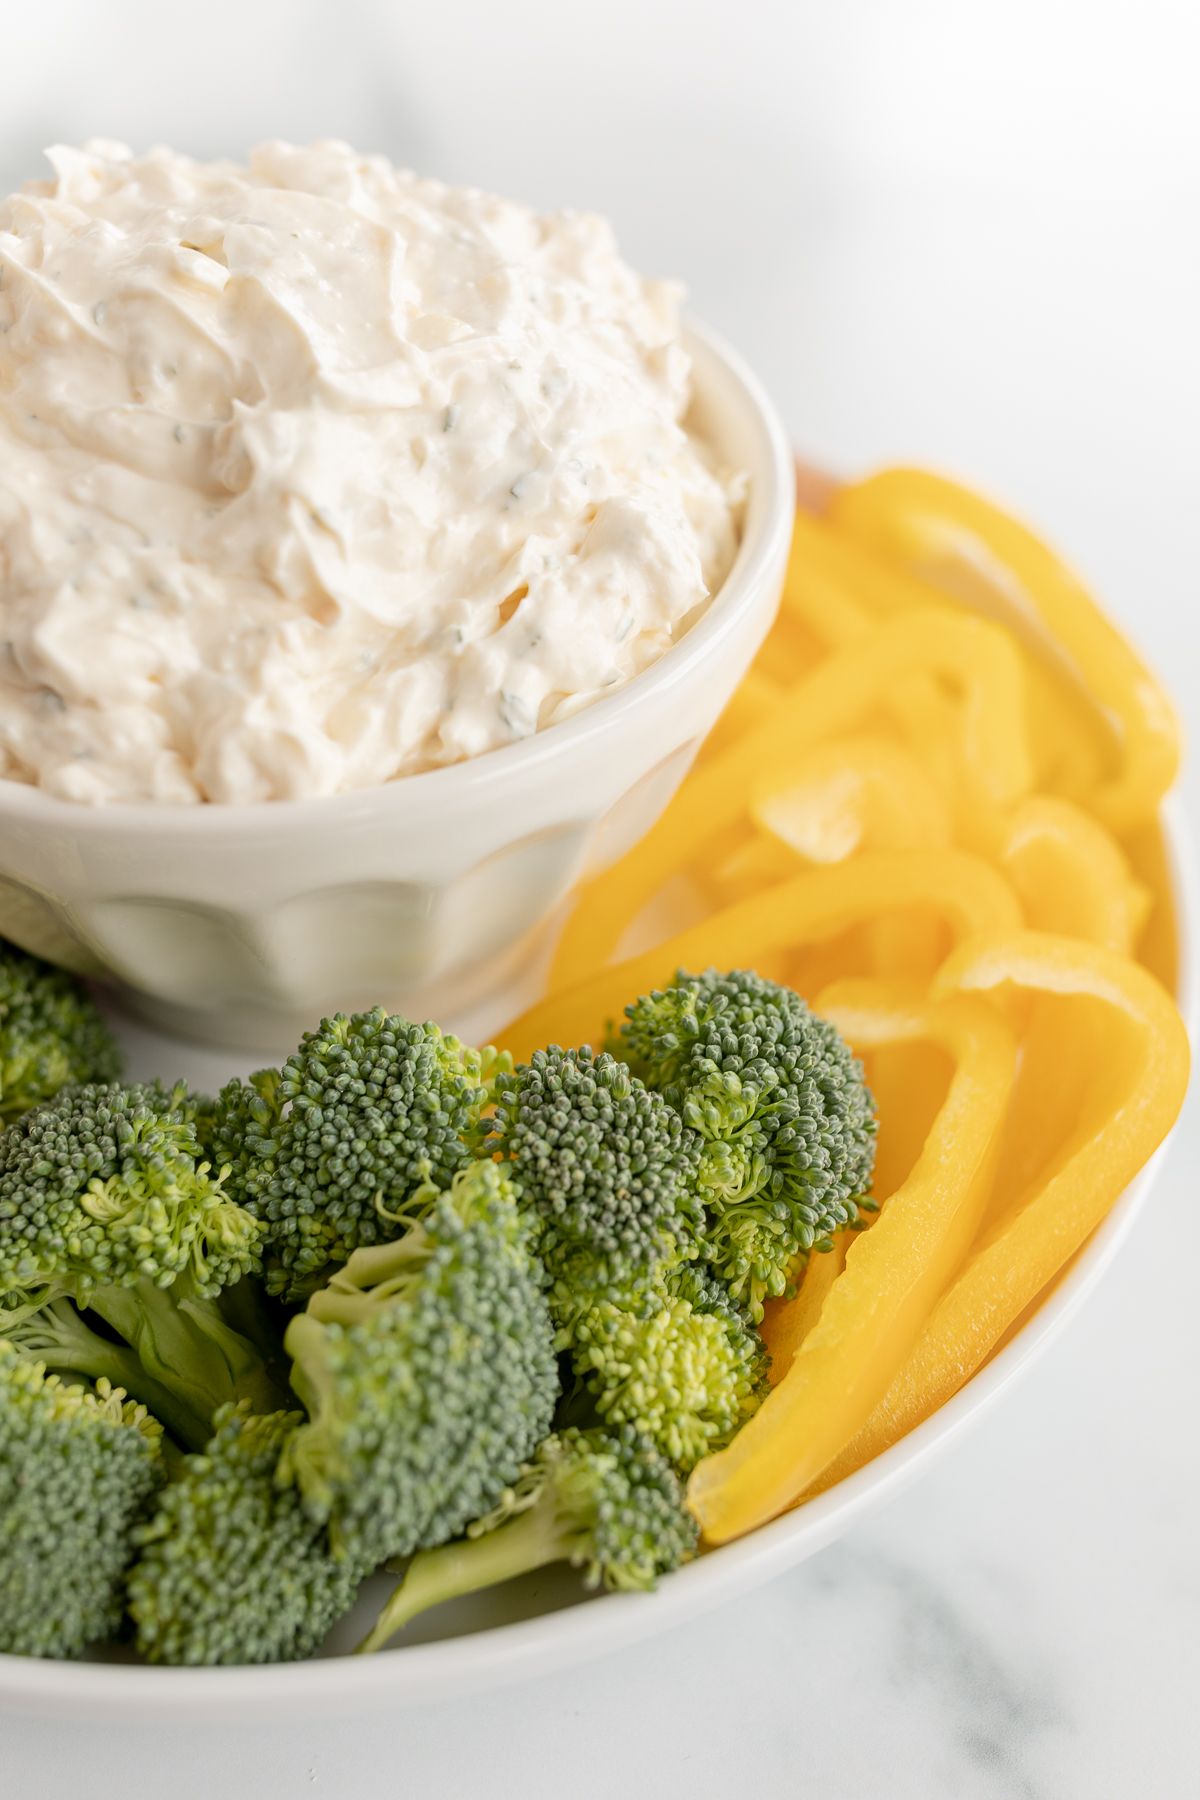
[5,1295,207,1448]
[358,1426,697,1654]
[5,1279,289,1452]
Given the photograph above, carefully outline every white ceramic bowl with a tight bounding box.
[0,320,792,1049]
[0,805,1189,1723]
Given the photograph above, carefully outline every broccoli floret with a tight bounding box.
[489,1046,703,1310]
[0,941,121,1124]
[0,1080,262,1304]
[566,1263,770,1471]
[0,1340,163,1657]
[0,1083,287,1447]
[127,1403,367,1666]
[359,1425,697,1653]
[614,970,876,1319]
[212,1009,508,1297]
[280,1160,558,1569]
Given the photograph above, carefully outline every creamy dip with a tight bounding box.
[0,140,741,805]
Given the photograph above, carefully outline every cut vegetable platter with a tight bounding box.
[0,467,1190,1718]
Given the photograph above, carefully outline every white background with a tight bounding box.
[1,3,1197,1794]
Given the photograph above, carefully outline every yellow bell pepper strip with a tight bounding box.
[687,983,1018,1543]
[550,608,1032,986]
[700,668,785,762]
[1121,815,1181,993]
[797,494,1116,804]
[752,734,952,863]
[703,735,949,916]
[783,512,976,803]
[754,613,824,688]
[783,514,880,647]
[706,834,801,908]
[864,1035,955,1199]
[760,1232,849,1388]
[815,931,1191,1492]
[503,847,1021,1063]
[998,796,1150,955]
[752,733,952,981]
[831,468,1180,833]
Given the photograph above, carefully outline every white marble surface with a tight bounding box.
[1,2,1197,1793]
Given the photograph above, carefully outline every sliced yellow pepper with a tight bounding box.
[703,736,949,920]
[687,984,1018,1543]
[706,834,802,908]
[503,848,1022,1063]
[760,1232,849,1387]
[815,932,1191,1489]
[832,468,1180,832]
[700,669,784,762]
[783,514,972,799]
[1121,815,1181,992]
[997,796,1150,954]
[782,514,880,646]
[789,505,1108,810]
[753,734,951,862]
[753,733,952,981]
[551,608,1032,985]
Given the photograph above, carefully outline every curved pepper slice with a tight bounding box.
[701,735,949,918]
[753,734,952,863]
[752,733,953,983]
[502,848,1022,1063]
[701,669,785,761]
[687,984,1018,1544]
[832,468,1180,832]
[997,796,1149,955]
[550,608,1032,986]
[760,1232,848,1387]
[783,514,964,794]
[782,513,880,646]
[816,931,1191,1490]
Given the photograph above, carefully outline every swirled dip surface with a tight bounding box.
[0,141,741,804]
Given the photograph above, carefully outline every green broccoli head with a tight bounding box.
[566,1262,770,1472]
[489,1046,703,1307]
[614,970,876,1319]
[0,1081,265,1316]
[359,1424,698,1652]
[212,1009,508,1297]
[280,1159,559,1569]
[0,941,122,1125]
[0,1340,163,1657]
[127,1402,368,1666]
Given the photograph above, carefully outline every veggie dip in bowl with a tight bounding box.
[0,141,790,1042]
[0,140,742,807]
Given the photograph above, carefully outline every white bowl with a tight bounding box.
[0,320,792,1049]
[0,803,1190,1722]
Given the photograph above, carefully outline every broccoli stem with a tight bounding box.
[358,1500,571,1654]
[4,1297,214,1449]
[88,1275,291,1448]
[215,1274,287,1370]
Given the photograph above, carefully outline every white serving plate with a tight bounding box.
[0,828,1190,1722]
